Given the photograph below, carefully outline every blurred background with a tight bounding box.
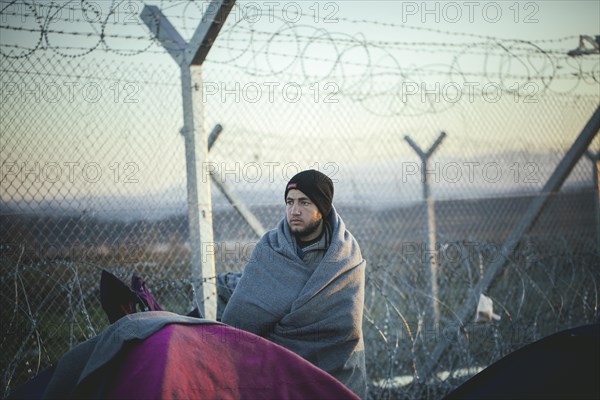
[1,1,599,398]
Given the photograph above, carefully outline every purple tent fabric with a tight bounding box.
[107,323,360,399]
[22,311,359,399]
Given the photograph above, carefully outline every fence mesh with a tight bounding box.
[1,1,599,398]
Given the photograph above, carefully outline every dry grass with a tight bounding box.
[1,232,599,398]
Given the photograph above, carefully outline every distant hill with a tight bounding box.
[1,186,596,266]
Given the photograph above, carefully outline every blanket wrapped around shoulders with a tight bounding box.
[222,207,367,399]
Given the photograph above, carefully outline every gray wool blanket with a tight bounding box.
[43,311,216,398]
[221,207,367,399]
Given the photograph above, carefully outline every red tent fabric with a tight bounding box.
[108,322,360,400]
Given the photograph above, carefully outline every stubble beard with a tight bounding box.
[291,217,323,240]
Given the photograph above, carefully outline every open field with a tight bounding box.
[1,187,599,398]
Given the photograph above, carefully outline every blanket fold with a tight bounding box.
[43,311,215,398]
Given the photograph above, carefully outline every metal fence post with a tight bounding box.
[207,124,266,238]
[585,150,600,253]
[420,105,600,380]
[141,1,235,320]
[183,64,216,319]
[405,132,446,329]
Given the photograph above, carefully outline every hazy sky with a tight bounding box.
[1,1,599,209]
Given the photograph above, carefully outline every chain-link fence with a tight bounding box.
[2,1,599,398]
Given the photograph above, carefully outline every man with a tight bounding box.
[221,169,367,399]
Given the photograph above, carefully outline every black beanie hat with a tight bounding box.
[284,169,334,217]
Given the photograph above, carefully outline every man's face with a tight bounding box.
[286,189,323,241]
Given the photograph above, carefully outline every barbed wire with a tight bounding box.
[2,2,599,399]
[3,234,597,398]
[1,1,596,72]
[4,6,596,116]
